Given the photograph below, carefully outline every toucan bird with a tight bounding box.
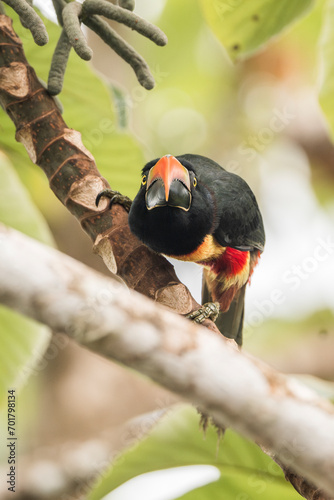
[96,154,265,345]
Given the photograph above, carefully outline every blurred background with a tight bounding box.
[0,0,333,498]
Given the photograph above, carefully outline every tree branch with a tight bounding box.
[1,13,332,500]
[0,13,218,333]
[47,28,72,96]
[0,224,334,498]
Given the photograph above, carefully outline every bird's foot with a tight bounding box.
[197,408,226,443]
[186,302,220,324]
[95,189,132,212]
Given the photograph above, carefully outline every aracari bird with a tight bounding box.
[97,154,265,345]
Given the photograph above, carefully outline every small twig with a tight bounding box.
[47,29,72,95]
[274,456,333,500]
[2,0,166,92]
[19,10,31,30]
[51,0,67,26]
[62,1,92,61]
[118,0,135,11]
[85,15,155,90]
[82,0,167,46]
[2,0,48,45]
[0,3,5,15]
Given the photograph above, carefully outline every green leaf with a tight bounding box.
[0,152,54,245]
[0,306,50,409]
[0,153,52,408]
[318,0,334,142]
[88,405,300,500]
[200,0,316,62]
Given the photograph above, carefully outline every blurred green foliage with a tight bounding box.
[0,307,50,409]
[88,405,301,500]
[319,0,334,141]
[0,153,51,408]
[0,152,54,246]
[200,0,315,62]
[125,0,239,161]
[245,309,334,355]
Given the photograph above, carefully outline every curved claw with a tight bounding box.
[96,189,114,207]
[186,302,220,324]
[95,189,132,212]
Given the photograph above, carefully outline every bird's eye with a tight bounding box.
[142,175,147,185]
[193,177,197,187]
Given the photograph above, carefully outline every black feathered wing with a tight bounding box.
[177,153,265,252]
[177,154,265,344]
[212,177,265,252]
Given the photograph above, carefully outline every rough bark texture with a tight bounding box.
[0,14,219,332]
[281,463,333,500]
[0,224,334,499]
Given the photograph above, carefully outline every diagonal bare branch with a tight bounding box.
[0,223,334,498]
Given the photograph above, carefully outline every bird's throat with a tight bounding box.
[168,234,224,262]
[169,235,251,294]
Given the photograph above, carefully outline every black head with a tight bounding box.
[128,155,215,256]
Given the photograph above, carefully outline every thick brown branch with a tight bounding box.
[0,15,219,332]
